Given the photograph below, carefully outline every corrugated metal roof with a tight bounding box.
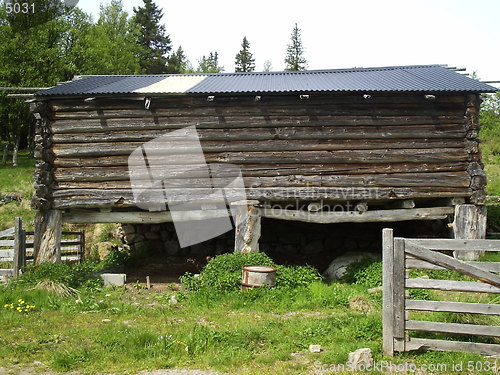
[35,65,497,97]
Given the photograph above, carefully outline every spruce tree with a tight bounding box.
[234,36,255,72]
[284,23,307,71]
[133,0,172,73]
[197,52,224,73]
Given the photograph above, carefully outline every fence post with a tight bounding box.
[382,228,394,356]
[79,231,85,263]
[453,204,487,260]
[393,238,406,352]
[13,217,25,277]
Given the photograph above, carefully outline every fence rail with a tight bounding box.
[0,217,84,280]
[382,228,500,357]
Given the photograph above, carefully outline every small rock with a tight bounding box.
[169,295,178,305]
[309,344,322,353]
[102,319,111,322]
[322,252,380,281]
[33,361,43,366]
[348,348,373,370]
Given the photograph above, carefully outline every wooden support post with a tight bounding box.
[382,228,394,356]
[232,200,261,253]
[453,204,487,260]
[13,217,25,277]
[34,210,62,265]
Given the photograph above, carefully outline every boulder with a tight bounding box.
[322,251,380,281]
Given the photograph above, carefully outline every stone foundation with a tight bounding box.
[120,218,450,270]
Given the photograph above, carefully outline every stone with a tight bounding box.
[150,224,161,232]
[164,240,181,256]
[190,243,212,255]
[160,230,170,240]
[322,251,380,281]
[100,273,126,286]
[274,244,297,254]
[347,348,373,370]
[309,344,321,353]
[145,232,161,240]
[121,224,135,235]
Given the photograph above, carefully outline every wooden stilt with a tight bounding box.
[34,210,62,265]
[232,200,261,253]
[452,204,487,260]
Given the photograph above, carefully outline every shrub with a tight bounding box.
[180,252,321,292]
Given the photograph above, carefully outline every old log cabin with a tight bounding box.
[30,65,497,261]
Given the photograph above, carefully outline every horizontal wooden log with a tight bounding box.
[0,240,14,246]
[260,206,454,224]
[404,242,500,287]
[62,209,230,224]
[405,239,500,252]
[405,258,500,273]
[49,116,466,134]
[48,94,467,112]
[405,337,500,356]
[0,269,14,276]
[406,320,500,338]
[51,124,467,151]
[405,300,500,315]
[53,148,469,165]
[50,103,465,120]
[52,171,471,188]
[406,278,500,293]
[51,187,471,209]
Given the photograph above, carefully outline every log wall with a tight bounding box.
[31,93,485,210]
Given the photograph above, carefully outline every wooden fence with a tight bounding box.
[382,228,500,356]
[0,217,84,280]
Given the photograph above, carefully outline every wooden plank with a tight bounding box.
[13,217,23,277]
[406,338,500,356]
[260,207,454,224]
[393,238,406,351]
[404,241,500,287]
[0,240,14,246]
[406,278,500,293]
[405,300,500,315]
[382,228,395,356]
[406,320,500,337]
[406,258,500,273]
[0,269,14,276]
[0,250,14,258]
[404,238,500,252]
[0,227,15,238]
[34,210,62,265]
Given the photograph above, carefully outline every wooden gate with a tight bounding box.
[0,217,84,280]
[382,228,500,356]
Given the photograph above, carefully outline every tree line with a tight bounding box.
[0,0,308,165]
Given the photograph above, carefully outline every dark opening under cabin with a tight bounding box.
[30,64,498,262]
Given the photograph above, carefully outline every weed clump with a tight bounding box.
[180,252,321,292]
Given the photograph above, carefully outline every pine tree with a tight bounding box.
[284,23,307,71]
[165,46,192,73]
[133,0,172,73]
[197,52,224,73]
[234,36,255,72]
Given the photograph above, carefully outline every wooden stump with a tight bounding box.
[452,204,487,260]
[232,200,261,253]
[34,210,62,265]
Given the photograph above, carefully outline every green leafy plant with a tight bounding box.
[3,298,35,314]
[180,252,321,293]
[343,258,382,289]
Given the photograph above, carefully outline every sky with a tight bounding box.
[77,0,500,82]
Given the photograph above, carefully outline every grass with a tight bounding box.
[0,151,499,374]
